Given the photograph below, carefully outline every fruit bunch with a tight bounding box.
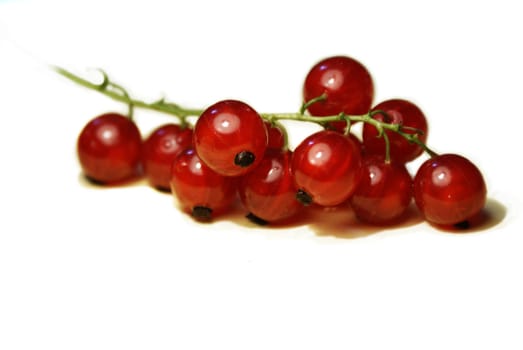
[61,55,487,229]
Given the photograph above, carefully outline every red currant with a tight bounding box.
[142,124,193,191]
[170,147,237,221]
[303,55,374,132]
[194,100,268,176]
[77,112,142,184]
[362,99,428,163]
[350,156,412,224]
[264,121,285,150]
[238,149,300,223]
[292,130,362,207]
[413,154,487,226]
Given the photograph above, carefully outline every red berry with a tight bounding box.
[77,112,142,184]
[413,154,487,226]
[264,121,285,150]
[170,148,237,221]
[238,149,301,223]
[194,100,268,176]
[362,99,428,163]
[350,156,412,224]
[142,124,193,191]
[348,132,363,154]
[303,55,374,132]
[292,130,362,207]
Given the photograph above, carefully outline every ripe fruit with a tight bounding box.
[291,130,362,207]
[238,149,300,223]
[303,55,374,131]
[142,124,193,191]
[350,156,412,224]
[170,148,237,221]
[77,112,142,184]
[264,121,285,150]
[362,99,428,163]
[63,56,490,232]
[193,100,268,176]
[413,154,487,226]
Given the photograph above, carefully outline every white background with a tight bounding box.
[1,0,522,349]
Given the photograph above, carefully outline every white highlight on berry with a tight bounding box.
[189,156,203,175]
[321,69,344,90]
[432,166,451,187]
[213,112,240,134]
[308,143,331,166]
[97,124,118,145]
[264,159,283,183]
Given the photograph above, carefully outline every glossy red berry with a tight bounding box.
[170,148,237,221]
[264,121,285,150]
[350,156,413,224]
[194,100,268,176]
[303,55,374,132]
[363,99,428,163]
[238,149,301,223]
[142,124,193,191]
[413,154,487,226]
[77,112,142,184]
[291,130,362,207]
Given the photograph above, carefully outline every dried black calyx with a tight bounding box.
[296,189,313,206]
[192,206,213,222]
[234,151,256,168]
[246,212,268,226]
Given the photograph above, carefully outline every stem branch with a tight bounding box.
[55,66,438,157]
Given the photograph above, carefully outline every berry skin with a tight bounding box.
[142,124,193,191]
[77,112,142,184]
[264,121,285,150]
[363,99,428,163]
[291,130,362,207]
[350,156,413,224]
[193,100,268,176]
[170,148,237,221]
[238,149,301,223]
[303,55,374,132]
[413,154,487,226]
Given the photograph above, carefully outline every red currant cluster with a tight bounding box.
[68,55,487,229]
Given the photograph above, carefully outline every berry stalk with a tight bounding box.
[55,67,437,157]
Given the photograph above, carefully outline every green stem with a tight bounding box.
[55,66,438,158]
[54,67,203,126]
[300,93,327,114]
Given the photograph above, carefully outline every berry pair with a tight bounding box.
[77,113,192,190]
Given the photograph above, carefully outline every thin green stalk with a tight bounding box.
[54,67,203,126]
[55,66,438,158]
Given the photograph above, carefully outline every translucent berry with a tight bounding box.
[363,99,428,163]
[193,100,267,176]
[142,124,193,191]
[170,148,237,221]
[238,149,300,223]
[303,55,374,132]
[413,154,487,226]
[350,156,412,224]
[291,130,362,206]
[77,112,142,184]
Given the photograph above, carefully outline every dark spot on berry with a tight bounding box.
[296,189,313,206]
[234,151,255,167]
[192,206,213,222]
[246,212,268,226]
[454,220,470,230]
